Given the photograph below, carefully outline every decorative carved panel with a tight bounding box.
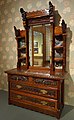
[10,83,57,98]
[9,75,28,81]
[33,78,58,87]
[10,92,57,109]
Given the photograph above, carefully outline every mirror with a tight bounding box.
[33,30,43,66]
[29,24,53,68]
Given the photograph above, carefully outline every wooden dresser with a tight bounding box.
[5,1,67,119]
[6,67,65,119]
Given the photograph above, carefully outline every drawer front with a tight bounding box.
[9,75,28,82]
[9,75,58,88]
[10,91,58,110]
[10,82,57,99]
[30,77,58,88]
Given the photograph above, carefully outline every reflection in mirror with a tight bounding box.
[29,24,52,68]
[33,30,43,66]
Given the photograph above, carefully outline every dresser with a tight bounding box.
[5,1,67,119]
[6,67,65,119]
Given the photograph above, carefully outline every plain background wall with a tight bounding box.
[0,0,74,106]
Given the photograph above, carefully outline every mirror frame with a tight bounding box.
[20,1,55,73]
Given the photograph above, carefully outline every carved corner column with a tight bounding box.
[20,8,30,69]
[49,1,55,74]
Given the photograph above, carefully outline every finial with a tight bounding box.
[14,26,20,37]
[20,8,25,14]
[20,8,26,21]
[49,1,53,16]
[61,20,66,33]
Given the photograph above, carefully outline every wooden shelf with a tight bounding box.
[18,46,26,50]
[55,34,62,36]
[54,58,63,61]
[55,33,67,36]
[54,46,63,49]
[15,36,25,39]
[18,56,26,60]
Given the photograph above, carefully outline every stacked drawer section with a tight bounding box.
[9,74,59,111]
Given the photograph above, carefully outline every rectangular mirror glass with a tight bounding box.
[33,30,43,66]
[29,24,53,68]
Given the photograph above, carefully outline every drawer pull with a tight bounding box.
[40,90,47,94]
[16,85,22,89]
[17,95,22,99]
[41,101,48,105]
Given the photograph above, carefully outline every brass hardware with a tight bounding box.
[16,77,18,80]
[41,101,48,105]
[16,85,22,89]
[17,95,22,99]
[40,89,48,94]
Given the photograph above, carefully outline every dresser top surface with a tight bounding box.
[5,68,67,80]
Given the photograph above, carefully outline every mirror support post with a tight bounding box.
[20,8,30,69]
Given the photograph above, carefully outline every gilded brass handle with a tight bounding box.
[41,101,48,105]
[16,85,22,89]
[40,89,48,94]
[17,95,22,99]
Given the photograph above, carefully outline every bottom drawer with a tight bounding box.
[10,91,58,110]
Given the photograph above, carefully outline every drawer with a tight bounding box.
[10,82,58,99]
[10,91,58,110]
[9,75,28,82]
[30,77,58,88]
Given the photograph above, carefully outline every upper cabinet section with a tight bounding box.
[19,1,67,74]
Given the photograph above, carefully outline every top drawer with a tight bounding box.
[8,75,28,82]
[8,75,59,88]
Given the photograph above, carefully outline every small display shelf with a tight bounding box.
[53,21,67,72]
[14,26,27,69]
